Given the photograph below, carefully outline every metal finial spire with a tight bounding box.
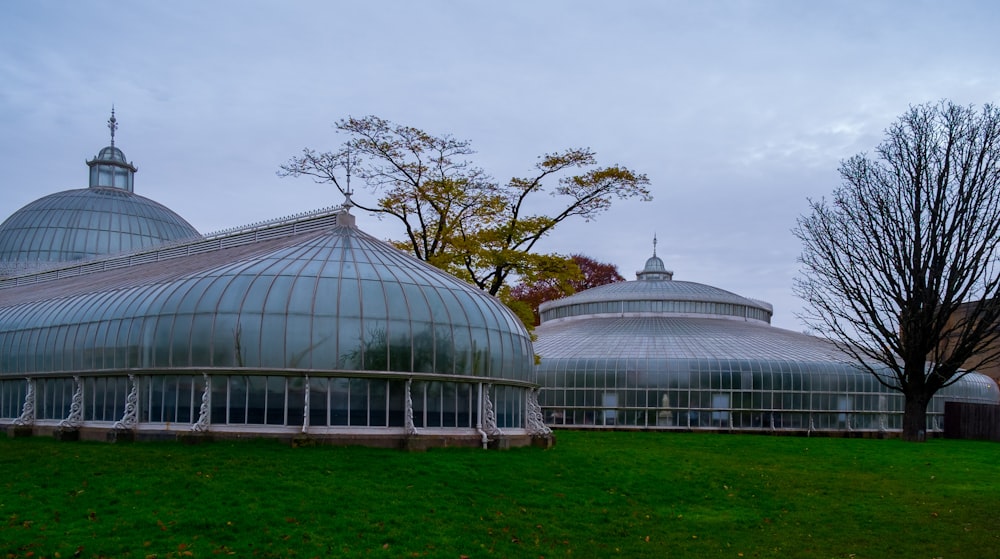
[342,146,354,210]
[108,106,118,147]
[653,233,658,257]
[345,147,353,196]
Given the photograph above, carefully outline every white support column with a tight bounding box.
[525,388,552,436]
[113,374,139,430]
[12,378,36,427]
[878,395,888,432]
[476,384,488,448]
[191,374,211,432]
[302,375,311,434]
[404,379,417,436]
[59,376,84,429]
[481,384,502,437]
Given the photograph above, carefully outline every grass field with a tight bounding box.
[1,430,997,558]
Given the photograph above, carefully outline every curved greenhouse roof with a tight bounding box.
[534,316,844,362]
[0,209,533,381]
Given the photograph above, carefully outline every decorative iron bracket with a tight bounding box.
[58,376,84,429]
[191,374,211,432]
[404,379,417,436]
[302,375,311,434]
[526,388,552,436]
[482,384,502,437]
[12,378,36,427]
[113,374,139,430]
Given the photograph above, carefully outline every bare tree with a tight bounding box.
[795,101,1000,441]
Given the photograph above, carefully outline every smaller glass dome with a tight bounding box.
[643,255,666,272]
[541,243,772,324]
[0,189,200,270]
[96,146,129,163]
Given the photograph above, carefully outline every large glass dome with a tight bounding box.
[0,188,199,271]
[535,251,999,433]
[0,208,543,446]
[0,218,533,379]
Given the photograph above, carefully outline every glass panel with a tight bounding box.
[246,376,266,424]
[387,380,405,427]
[369,379,388,427]
[229,376,247,424]
[349,378,368,426]
[287,376,305,427]
[411,381,426,428]
[330,378,349,426]
[211,376,228,424]
[266,376,286,425]
[308,377,329,427]
[426,381,442,427]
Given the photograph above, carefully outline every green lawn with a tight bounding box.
[1,430,997,558]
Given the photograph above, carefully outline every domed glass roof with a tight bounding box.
[534,315,842,361]
[0,213,534,382]
[539,252,772,324]
[643,255,666,272]
[543,277,767,308]
[0,187,199,272]
[95,146,129,163]
[536,255,782,355]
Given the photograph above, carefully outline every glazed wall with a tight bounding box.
[0,373,529,433]
[537,357,1000,432]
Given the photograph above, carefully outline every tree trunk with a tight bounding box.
[901,392,931,442]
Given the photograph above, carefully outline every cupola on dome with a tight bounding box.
[643,255,666,272]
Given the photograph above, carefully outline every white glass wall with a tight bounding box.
[538,357,999,432]
[1,374,532,435]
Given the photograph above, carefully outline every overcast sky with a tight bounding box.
[2,1,999,330]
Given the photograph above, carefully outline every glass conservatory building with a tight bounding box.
[534,249,1000,434]
[0,120,549,448]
